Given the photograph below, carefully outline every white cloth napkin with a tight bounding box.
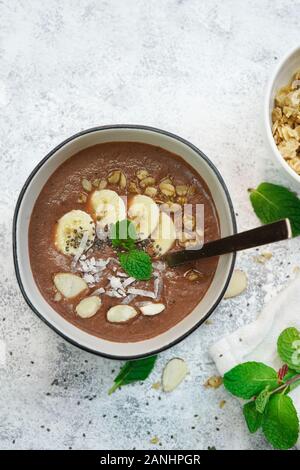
[210,274,300,448]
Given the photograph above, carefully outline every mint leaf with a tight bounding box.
[119,249,152,280]
[262,394,299,449]
[108,355,157,394]
[255,386,271,414]
[243,401,263,433]
[223,362,278,399]
[111,219,137,251]
[277,327,300,373]
[249,182,300,236]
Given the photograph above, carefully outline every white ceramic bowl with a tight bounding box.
[265,46,300,184]
[13,125,236,359]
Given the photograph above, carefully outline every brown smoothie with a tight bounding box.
[29,142,220,342]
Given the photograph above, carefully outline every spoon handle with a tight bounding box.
[165,219,292,267]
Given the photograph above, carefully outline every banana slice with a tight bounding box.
[90,189,126,228]
[107,305,138,323]
[128,195,159,240]
[55,209,95,256]
[151,211,176,256]
[76,296,102,318]
[53,273,88,299]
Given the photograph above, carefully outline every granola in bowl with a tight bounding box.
[272,69,300,174]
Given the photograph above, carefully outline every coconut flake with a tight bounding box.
[92,287,105,295]
[106,290,124,298]
[83,273,96,285]
[117,271,128,278]
[152,261,166,272]
[127,287,156,299]
[71,231,89,269]
[121,294,137,304]
[154,275,163,300]
[122,277,135,288]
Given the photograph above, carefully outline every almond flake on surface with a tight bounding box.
[76,296,102,318]
[162,358,188,392]
[139,302,165,316]
[53,273,88,299]
[107,305,138,323]
[224,269,247,299]
[204,376,223,389]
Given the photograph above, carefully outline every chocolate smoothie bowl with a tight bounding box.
[13,126,236,359]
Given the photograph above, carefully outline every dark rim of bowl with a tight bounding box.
[12,124,237,361]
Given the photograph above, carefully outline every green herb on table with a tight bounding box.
[110,219,152,280]
[223,327,300,449]
[108,355,158,395]
[249,182,300,236]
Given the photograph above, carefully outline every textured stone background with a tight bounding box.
[1,0,300,450]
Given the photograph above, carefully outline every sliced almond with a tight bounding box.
[107,305,138,323]
[54,292,62,302]
[183,214,195,231]
[160,177,173,185]
[159,182,175,197]
[77,193,87,204]
[128,181,140,194]
[204,376,223,389]
[187,185,196,197]
[76,296,101,318]
[53,273,88,299]
[177,195,187,205]
[108,170,121,184]
[162,358,188,392]
[184,269,202,281]
[139,302,165,316]
[161,202,181,213]
[92,178,100,188]
[119,172,127,189]
[144,186,157,198]
[99,179,107,189]
[224,269,247,299]
[136,169,149,180]
[81,178,92,192]
[140,176,156,188]
[176,185,188,196]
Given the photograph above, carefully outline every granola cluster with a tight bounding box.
[272,70,300,174]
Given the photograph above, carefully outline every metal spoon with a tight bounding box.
[165,219,292,267]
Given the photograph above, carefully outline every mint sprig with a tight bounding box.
[223,362,278,399]
[111,219,137,251]
[262,394,299,450]
[110,219,152,280]
[119,249,152,281]
[108,355,157,394]
[277,327,300,373]
[224,327,300,449]
[249,182,300,236]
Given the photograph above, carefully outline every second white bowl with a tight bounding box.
[265,46,300,185]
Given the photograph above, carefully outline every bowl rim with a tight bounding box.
[265,45,300,184]
[12,124,237,360]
